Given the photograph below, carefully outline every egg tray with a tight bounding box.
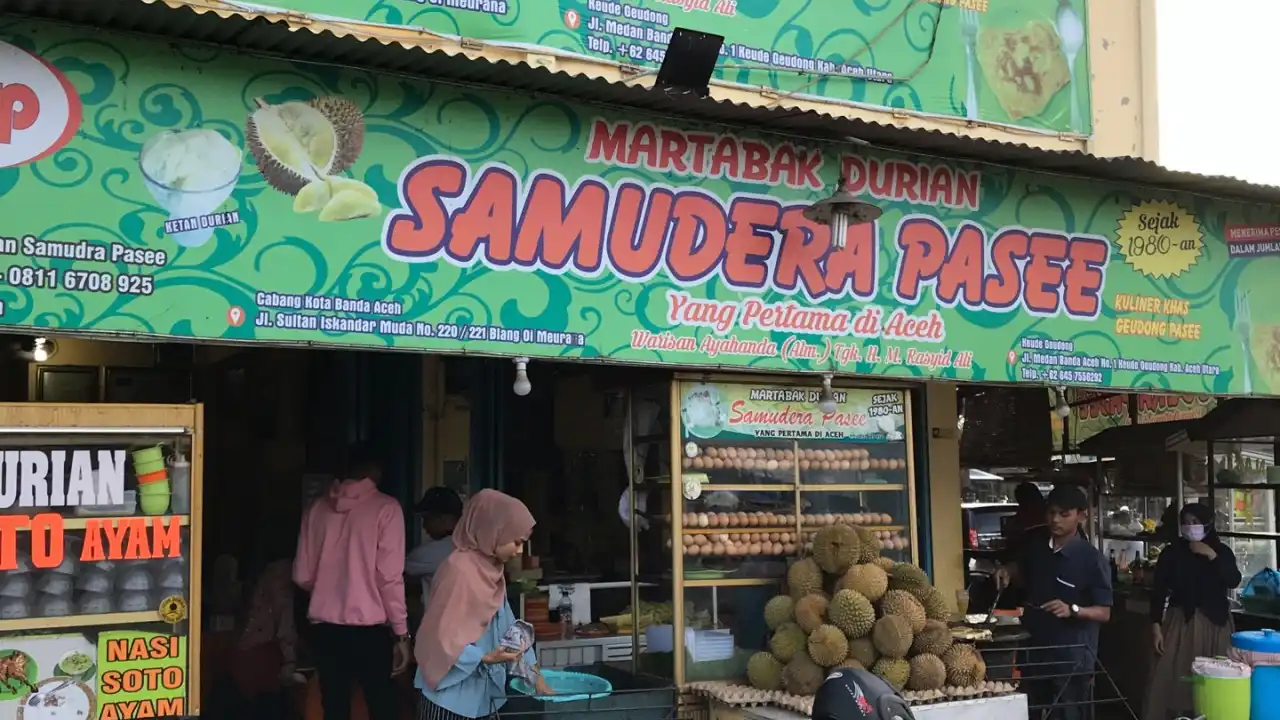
[901,682,1020,706]
[682,680,1019,713]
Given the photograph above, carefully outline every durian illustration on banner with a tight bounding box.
[245,97,381,223]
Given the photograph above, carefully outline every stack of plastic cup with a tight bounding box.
[132,445,170,515]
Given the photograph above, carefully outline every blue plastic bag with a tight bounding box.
[1241,568,1280,598]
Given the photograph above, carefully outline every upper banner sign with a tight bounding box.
[211,0,1092,136]
[0,21,1277,395]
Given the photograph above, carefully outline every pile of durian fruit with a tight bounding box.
[743,524,993,698]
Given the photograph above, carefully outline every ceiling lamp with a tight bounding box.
[802,176,882,249]
[512,357,531,397]
[32,337,56,363]
[817,373,839,415]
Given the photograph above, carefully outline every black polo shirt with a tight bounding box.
[1017,527,1113,653]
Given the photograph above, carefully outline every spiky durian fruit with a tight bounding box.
[764,595,796,630]
[907,654,947,690]
[812,525,861,574]
[911,620,954,657]
[908,584,951,622]
[747,651,784,690]
[852,526,881,563]
[808,624,850,667]
[880,589,927,633]
[871,657,910,691]
[787,558,824,599]
[782,653,824,695]
[828,589,875,638]
[942,643,987,686]
[871,614,913,659]
[887,562,930,591]
[769,622,808,663]
[795,594,829,634]
[838,563,888,603]
[848,637,879,668]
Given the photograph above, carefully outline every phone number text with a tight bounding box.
[4,267,153,296]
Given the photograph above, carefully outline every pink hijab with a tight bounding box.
[415,489,535,689]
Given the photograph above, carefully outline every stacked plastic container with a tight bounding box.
[132,445,170,515]
[1230,629,1280,720]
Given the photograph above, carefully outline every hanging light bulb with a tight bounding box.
[31,338,53,363]
[817,373,838,415]
[802,176,883,249]
[512,357,531,396]
[1053,387,1071,418]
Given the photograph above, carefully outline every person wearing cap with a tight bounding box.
[995,484,1112,720]
[406,487,464,606]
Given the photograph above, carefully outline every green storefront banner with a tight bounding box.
[0,20,1277,394]
[679,382,906,442]
[221,0,1091,135]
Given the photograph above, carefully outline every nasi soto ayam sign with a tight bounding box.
[2,20,1280,395]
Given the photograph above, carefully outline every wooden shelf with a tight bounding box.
[683,578,781,588]
[692,484,794,492]
[0,610,169,632]
[681,525,905,534]
[799,483,905,492]
[9,514,190,530]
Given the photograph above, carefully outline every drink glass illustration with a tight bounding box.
[138,128,242,248]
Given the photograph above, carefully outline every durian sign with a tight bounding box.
[679,382,905,442]
[215,0,1093,136]
[0,21,1278,396]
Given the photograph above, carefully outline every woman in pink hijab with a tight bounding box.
[413,490,553,719]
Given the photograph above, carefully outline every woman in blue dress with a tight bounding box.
[414,490,553,719]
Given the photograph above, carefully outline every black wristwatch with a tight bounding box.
[1070,604,1080,617]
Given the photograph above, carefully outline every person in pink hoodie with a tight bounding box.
[294,447,410,720]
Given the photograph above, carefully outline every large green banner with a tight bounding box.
[0,20,1276,394]
[201,0,1091,135]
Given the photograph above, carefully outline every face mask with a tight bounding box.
[1182,524,1206,542]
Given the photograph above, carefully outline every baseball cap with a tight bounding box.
[1046,484,1088,511]
[415,487,463,517]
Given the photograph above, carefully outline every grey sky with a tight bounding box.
[1157,1,1277,185]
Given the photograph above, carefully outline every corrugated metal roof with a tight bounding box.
[7,0,1280,206]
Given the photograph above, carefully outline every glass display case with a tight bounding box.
[1208,436,1279,589]
[667,378,916,684]
[0,403,202,718]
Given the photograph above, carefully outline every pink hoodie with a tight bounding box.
[293,479,408,635]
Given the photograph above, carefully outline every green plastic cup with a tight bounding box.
[134,458,166,476]
[132,446,164,466]
[139,490,170,515]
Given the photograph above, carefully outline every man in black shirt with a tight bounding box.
[995,485,1111,720]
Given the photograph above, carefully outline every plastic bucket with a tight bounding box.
[1252,666,1280,720]
[134,458,166,476]
[139,491,170,515]
[137,470,168,486]
[1193,674,1251,720]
